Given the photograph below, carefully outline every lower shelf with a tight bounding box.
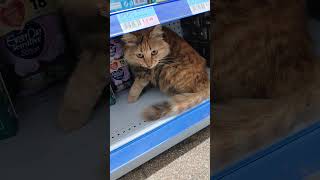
[110,88,210,180]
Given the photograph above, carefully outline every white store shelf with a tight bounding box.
[110,70,210,180]
[110,88,176,151]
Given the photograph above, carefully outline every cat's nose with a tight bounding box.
[146,63,153,68]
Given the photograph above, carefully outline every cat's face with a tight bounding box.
[122,25,170,69]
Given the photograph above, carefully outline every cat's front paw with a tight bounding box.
[128,95,138,103]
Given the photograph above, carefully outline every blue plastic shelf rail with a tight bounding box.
[110,100,210,179]
[110,0,210,38]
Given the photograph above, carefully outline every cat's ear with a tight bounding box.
[122,33,138,46]
[150,25,164,39]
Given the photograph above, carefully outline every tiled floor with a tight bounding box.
[119,126,210,180]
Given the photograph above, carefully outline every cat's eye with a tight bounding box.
[136,53,144,58]
[151,50,158,55]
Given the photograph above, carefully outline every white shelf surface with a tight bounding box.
[0,86,106,180]
[110,71,210,179]
[110,88,180,151]
[111,68,211,149]
[110,89,209,179]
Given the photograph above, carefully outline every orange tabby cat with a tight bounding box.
[122,25,210,120]
[57,0,107,131]
[212,0,320,173]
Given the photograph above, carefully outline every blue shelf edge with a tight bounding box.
[110,99,210,175]
[211,121,320,180]
[110,0,178,15]
[110,0,209,38]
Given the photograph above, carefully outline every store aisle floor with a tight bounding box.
[119,126,210,180]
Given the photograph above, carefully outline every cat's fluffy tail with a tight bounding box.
[143,87,210,121]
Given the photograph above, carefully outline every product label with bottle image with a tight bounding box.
[5,21,45,59]
[110,39,133,92]
[0,0,70,96]
[1,15,66,76]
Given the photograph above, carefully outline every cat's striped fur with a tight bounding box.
[122,25,209,120]
[57,0,107,131]
[212,0,320,173]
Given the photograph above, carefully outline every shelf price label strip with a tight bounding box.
[117,7,160,34]
[187,0,210,15]
[110,0,210,37]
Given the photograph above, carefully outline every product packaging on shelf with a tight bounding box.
[181,12,210,64]
[0,0,73,96]
[110,39,132,92]
[0,72,17,140]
